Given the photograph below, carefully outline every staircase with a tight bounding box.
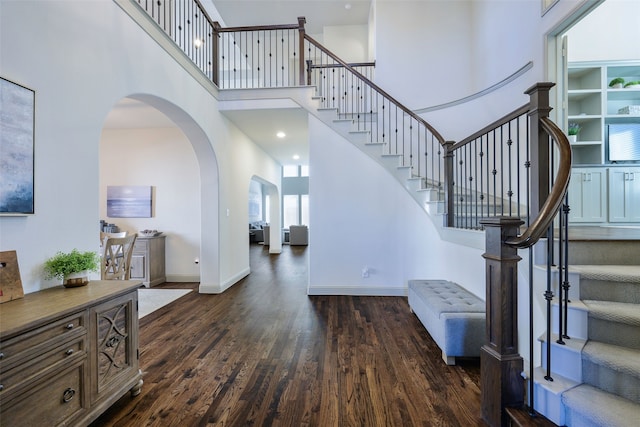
[535,231,640,426]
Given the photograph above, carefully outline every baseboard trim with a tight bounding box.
[166,274,200,282]
[308,285,407,296]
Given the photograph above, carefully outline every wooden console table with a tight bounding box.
[0,281,143,426]
[131,235,166,287]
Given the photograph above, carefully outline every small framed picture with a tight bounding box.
[107,185,153,218]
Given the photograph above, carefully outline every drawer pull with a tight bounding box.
[62,388,76,403]
[0,384,4,392]
[0,352,4,359]
[66,323,74,330]
[65,349,74,356]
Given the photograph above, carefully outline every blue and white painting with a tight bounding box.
[0,77,35,214]
[107,185,153,218]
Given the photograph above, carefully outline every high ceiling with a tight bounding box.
[103,1,372,166]
[212,0,372,34]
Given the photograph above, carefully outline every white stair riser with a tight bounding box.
[551,304,589,340]
[533,381,566,426]
[540,340,583,382]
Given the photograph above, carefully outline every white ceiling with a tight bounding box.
[102,1,371,166]
[213,0,372,34]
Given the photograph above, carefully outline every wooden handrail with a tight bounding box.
[453,103,529,151]
[505,117,572,248]
[304,34,446,144]
[214,23,301,32]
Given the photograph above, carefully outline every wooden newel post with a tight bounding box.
[480,216,524,427]
[443,140,455,227]
[298,17,306,86]
[212,21,221,87]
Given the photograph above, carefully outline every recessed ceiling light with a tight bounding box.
[293,154,300,160]
[194,38,204,48]
[277,131,286,138]
[345,3,352,10]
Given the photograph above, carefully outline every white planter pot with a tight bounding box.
[568,135,577,143]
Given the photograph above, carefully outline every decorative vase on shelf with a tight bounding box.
[568,135,577,143]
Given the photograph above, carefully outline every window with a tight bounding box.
[283,195,299,228]
[283,165,299,177]
[300,165,309,177]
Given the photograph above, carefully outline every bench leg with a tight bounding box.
[442,351,456,366]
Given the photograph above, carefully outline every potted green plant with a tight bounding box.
[624,80,640,89]
[44,249,100,287]
[567,122,581,143]
[609,77,625,88]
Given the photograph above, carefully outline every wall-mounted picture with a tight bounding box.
[0,77,35,215]
[107,185,153,218]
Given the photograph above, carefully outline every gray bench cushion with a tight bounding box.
[408,279,485,365]
[410,279,485,314]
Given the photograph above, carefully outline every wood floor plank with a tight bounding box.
[90,244,502,427]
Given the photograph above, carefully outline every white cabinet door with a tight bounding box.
[568,168,607,223]
[609,168,640,222]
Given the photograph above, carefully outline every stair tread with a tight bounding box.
[538,332,586,352]
[562,384,640,427]
[583,341,640,377]
[533,366,580,394]
[583,300,640,325]
[570,264,640,283]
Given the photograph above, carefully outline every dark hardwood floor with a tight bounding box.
[91,244,493,426]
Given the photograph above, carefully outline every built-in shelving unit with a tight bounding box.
[567,61,640,224]
[568,61,640,165]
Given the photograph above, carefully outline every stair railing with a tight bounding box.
[463,83,572,426]
[302,34,446,188]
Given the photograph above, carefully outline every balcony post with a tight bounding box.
[443,140,455,227]
[212,21,221,86]
[298,17,307,86]
[525,82,555,217]
[480,216,524,427]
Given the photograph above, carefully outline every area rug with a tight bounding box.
[138,288,192,318]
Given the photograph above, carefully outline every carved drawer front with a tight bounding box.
[0,311,86,372]
[0,359,87,426]
[0,336,86,397]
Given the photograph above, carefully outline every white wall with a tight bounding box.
[100,127,201,282]
[308,115,486,298]
[0,0,281,294]
[566,0,640,62]
[372,0,592,141]
[323,25,369,63]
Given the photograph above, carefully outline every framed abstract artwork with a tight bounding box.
[107,185,153,218]
[0,77,35,215]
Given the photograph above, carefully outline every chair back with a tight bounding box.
[100,231,127,247]
[102,234,137,280]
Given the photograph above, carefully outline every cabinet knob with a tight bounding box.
[0,384,4,392]
[66,323,74,330]
[65,349,74,356]
[62,387,76,403]
[0,352,4,359]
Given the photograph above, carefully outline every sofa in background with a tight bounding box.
[289,225,308,246]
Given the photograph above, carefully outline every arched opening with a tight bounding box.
[100,95,220,292]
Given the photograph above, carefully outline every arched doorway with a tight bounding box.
[100,95,220,292]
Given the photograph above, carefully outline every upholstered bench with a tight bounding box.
[408,279,485,365]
